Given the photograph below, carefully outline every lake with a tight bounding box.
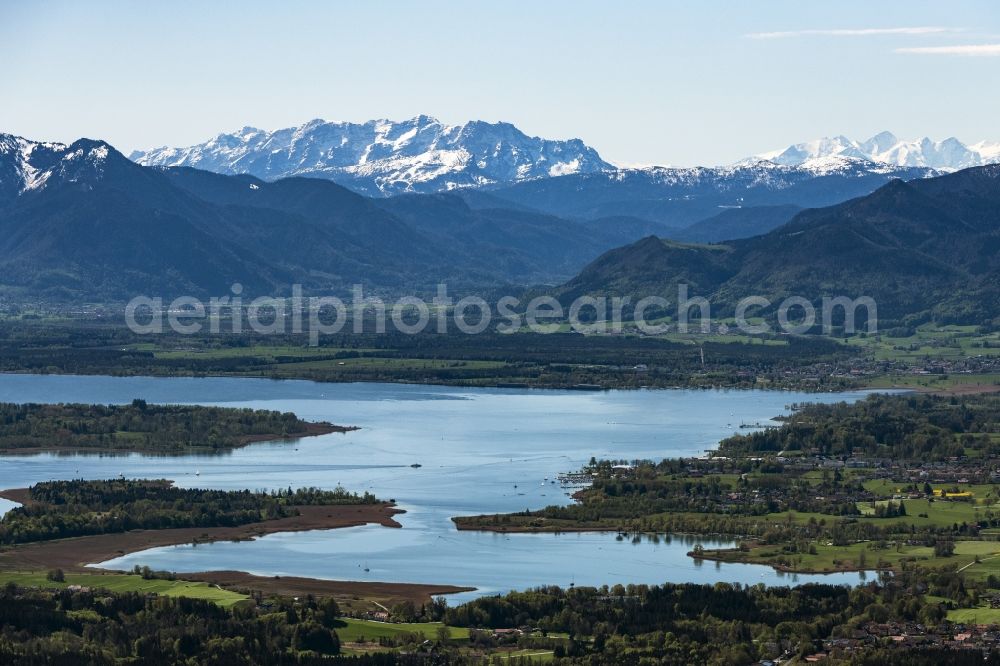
[0,373,877,602]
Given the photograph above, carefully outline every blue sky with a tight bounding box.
[1,0,997,165]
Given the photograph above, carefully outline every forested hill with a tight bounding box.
[0,131,954,303]
[556,165,1000,324]
[0,137,654,300]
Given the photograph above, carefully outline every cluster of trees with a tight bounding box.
[446,582,858,636]
[441,578,959,664]
[0,400,320,452]
[460,458,993,547]
[852,651,1000,666]
[549,462,866,520]
[871,501,907,518]
[720,393,999,460]
[0,571,994,664]
[0,479,378,545]
[469,498,981,547]
[439,567,996,664]
[0,583,350,664]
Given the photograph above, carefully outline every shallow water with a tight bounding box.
[0,373,876,600]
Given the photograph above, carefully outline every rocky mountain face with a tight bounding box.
[131,116,612,197]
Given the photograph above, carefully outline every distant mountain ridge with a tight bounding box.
[131,116,612,197]
[4,127,999,320]
[755,131,1000,171]
[485,158,936,228]
[670,204,802,243]
[0,132,654,300]
[131,120,974,233]
[556,165,1000,324]
[132,120,1000,199]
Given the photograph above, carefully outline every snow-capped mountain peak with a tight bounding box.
[756,132,1000,171]
[132,116,613,196]
[0,134,137,202]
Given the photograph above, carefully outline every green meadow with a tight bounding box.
[0,571,249,607]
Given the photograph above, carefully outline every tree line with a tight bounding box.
[719,393,999,460]
[0,400,324,453]
[0,479,378,545]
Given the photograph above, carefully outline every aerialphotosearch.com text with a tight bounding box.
[125,283,877,345]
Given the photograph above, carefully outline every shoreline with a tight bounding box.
[454,520,746,541]
[0,420,357,456]
[177,570,474,605]
[234,420,358,445]
[0,494,402,572]
[454,522,621,534]
[3,368,995,397]
[0,496,473,604]
[0,369,868,395]
[690,550,873,575]
[454,522,877,575]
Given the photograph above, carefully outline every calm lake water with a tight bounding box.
[0,373,876,602]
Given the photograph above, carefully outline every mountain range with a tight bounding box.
[0,134,656,300]
[1,128,944,303]
[131,116,610,198]
[556,166,1000,324]
[2,124,999,325]
[134,119,1000,236]
[756,132,1000,171]
[133,118,1000,197]
[482,158,934,231]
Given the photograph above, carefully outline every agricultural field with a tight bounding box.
[0,571,249,607]
[496,649,555,662]
[271,357,509,372]
[334,618,469,643]
[947,604,1000,625]
[144,344,374,361]
[847,324,1000,362]
[865,372,1000,391]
